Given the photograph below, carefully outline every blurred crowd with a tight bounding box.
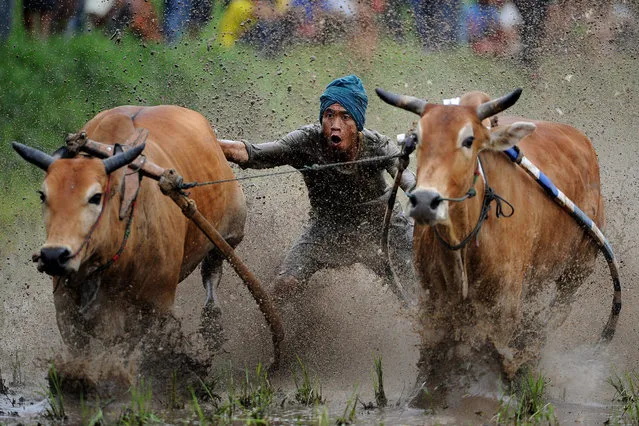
[0,0,215,42]
[0,0,636,66]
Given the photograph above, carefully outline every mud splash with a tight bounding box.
[2,49,639,424]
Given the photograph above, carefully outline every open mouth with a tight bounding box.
[330,135,342,146]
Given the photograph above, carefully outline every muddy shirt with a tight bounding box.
[242,123,415,222]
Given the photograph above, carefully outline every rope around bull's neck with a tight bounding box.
[180,153,402,189]
[434,155,515,251]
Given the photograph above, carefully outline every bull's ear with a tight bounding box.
[487,122,536,151]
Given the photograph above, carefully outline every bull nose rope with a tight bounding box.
[432,155,515,251]
[48,175,112,293]
[68,175,113,261]
[51,175,139,294]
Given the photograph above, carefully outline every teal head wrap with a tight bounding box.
[319,74,368,131]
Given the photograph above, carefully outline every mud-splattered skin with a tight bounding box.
[382,90,605,405]
[20,105,247,360]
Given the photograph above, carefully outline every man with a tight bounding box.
[220,75,415,299]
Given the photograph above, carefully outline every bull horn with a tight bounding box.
[476,88,523,121]
[375,88,428,116]
[52,146,75,159]
[12,141,55,171]
[102,142,146,174]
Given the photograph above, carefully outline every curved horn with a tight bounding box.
[476,88,523,121]
[12,141,55,171]
[375,88,428,116]
[102,142,146,175]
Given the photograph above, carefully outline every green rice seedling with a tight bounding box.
[371,353,387,408]
[316,405,330,426]
[493,370,557,425]
[216,362,274,422]
[412,382,433,414]
[197,376,222,407]
[188,378,222,425]
[190,387,208,425]
[293,355,324,406]
[608,371,639,424]
[215,366,239,420]
[335,386,359,425]
[43,363,66,421]
[118,378,162,425]
[80,394,105,426]
[238,362,274,420]
[167,369,183,410]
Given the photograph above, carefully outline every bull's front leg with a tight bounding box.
[199,250,226,353]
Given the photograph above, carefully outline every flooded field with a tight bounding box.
[1,10,639,424]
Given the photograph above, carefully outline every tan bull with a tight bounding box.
[13,105,246,357]
[377,88,612,405]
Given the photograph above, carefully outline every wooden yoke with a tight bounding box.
[66,131,285,370]
[66,130,166,180]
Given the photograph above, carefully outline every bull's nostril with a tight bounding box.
[59,248,71,263]
[40,247,71,265]
[408,193,417,206]
[430,195,443,210]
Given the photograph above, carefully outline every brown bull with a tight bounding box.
[377,88,611,405]
[13,105,246,355]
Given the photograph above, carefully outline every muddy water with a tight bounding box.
[2,54,639,424]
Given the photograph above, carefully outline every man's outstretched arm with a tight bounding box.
[218,128,309,170]
[218,139,249,165]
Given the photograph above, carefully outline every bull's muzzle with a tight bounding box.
[407,188,447,224]
[38,246,72,276]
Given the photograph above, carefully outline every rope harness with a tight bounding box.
[179,153,402,189]
[504,145,622,332]
[433,155,514,251]
[52,172,140,294]
[67,175,113,261]
[377,132,417,303]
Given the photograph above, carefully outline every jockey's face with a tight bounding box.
[322,103,359,161]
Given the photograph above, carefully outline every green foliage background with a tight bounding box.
[1,0,635,233]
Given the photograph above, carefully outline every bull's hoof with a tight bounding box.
[200,303,226,353]
[49,355,133,399]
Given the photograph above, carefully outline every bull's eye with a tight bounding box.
[37,190,46,203]
[88,193,102,205]
[462,136,474,149]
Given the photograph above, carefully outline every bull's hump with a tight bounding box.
[85,109,141,145]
